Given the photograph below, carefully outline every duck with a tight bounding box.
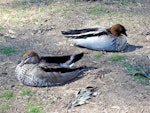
[15,51,85,87]
[61,24,128,52]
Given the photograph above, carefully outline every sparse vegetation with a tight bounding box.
[0,104,10,112]
[0,47,16,56]
[94,53,103,58]
[26,102,43,113]
[87,3,109,16]
[114,0,137,5]
[119,0,130,5]
[49,5,68,14]
[134,74,150,85]
[12,0,49,9]
[122,62,137,75]
[0,25,4,31]
[21,89,33,96]
[108,54,126,62]
[122,62,150,85]
[0,91,13,100]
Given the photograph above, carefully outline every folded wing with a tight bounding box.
[40,52,84,68]
[61,27,108,39]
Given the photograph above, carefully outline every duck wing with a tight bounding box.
[39,66,86,85]
[40,65,85,73]
[40,52,84,68]
[61,27,108,39]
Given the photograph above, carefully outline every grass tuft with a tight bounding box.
[134,74,150,85]
[26,102,43,113]
[0,104,10,112]
[0,47,16,56]
[122,62,150,85]
[87,3,109,16]
[21,89,33,96]
[122,62,137,75]
[109,54,126,62]
[0,26,4,31]
[12,0,49,9]
[119,0,130,5]
[94,53,103,59]
[115,0,137,5]
[0,91,13,100]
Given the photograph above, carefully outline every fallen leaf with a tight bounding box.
[68,86,97,109]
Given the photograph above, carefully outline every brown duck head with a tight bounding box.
[19,51,40,66]
[107,24,127,37]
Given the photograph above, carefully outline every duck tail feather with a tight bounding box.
[60,52,84,68]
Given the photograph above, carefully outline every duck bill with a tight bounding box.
[123,32,127,36]
[18,57,30,67]
[19,60,25,67]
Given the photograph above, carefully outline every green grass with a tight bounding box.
[122,62,137,75]
[1,1,45,25]
[115,0,137,5]
[134,74,150,85]
[26,102,43,113]
[0,104,10,112]
[0,91,13,100]
[94,53,103,59]
[12,0,48,8]
[8,9,28,24]
[39,7,46,12]
[21,89,33,96]
[27,0,45,3]
[0,25,4,31]
[119,0,130,5]
[109,54,126,62]
[12,0,30,10]
[122,62,150,85]
[87,3,109,16]
[48,3,74,14]
[51,6,68,13]
[0,47,16,56]
[26,107,43,113]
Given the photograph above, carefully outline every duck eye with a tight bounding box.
[24,56,31,60]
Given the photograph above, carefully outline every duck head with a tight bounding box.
[19,51,40,67]
[108,24,127,37]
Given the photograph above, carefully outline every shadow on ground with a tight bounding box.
[124,44,143,52]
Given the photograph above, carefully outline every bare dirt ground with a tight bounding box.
[0,0,150,113]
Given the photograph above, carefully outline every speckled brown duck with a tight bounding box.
[15,51,85,87]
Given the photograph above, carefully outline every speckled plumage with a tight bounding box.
[15,51,85,87]
[61,24,128,52]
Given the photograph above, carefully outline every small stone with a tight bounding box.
[142,31,150,36]
[11,85,15,88]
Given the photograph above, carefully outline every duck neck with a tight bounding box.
[106,28,111,34]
